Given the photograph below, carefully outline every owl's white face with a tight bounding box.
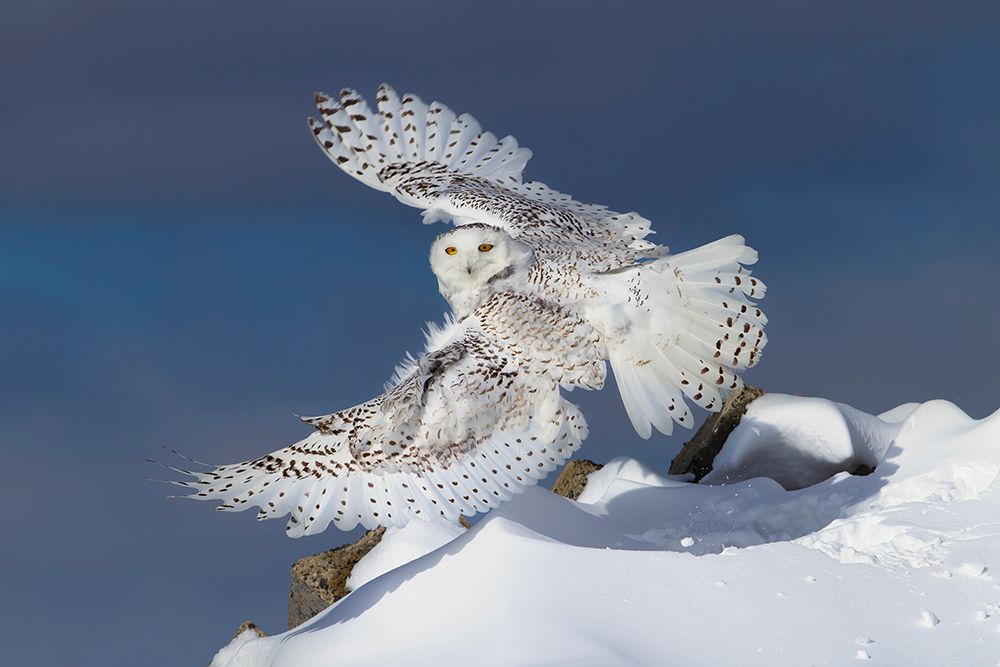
[429,225,531,316]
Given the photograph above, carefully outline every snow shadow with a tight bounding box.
[595,455,899,556]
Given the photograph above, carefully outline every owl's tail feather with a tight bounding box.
[605,234,767,438]
[308,84,533,193]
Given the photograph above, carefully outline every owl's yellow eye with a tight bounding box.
[445,246,458,255]
[478,243,494,253]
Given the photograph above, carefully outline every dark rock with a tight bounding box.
[551,459,603,500]
[669,385,765,480]
[849,463,876,477]
[232,619,266,638]
[288,527,386,629]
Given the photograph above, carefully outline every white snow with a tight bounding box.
[211,396,1000,666]
[210,628,266,667]
[702,394,902,489]
[346,520,465,592]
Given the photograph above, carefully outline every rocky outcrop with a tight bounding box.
[288,527,386,628]
[551,459,604,500]
[669,384,764,480]
[209,621,268,667]
[232,620,266,639]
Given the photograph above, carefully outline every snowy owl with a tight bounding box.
[161,84,767,536]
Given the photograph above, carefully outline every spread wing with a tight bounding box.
[159,293,601,536]
[307,84,663,267]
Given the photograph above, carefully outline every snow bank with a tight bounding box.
[213,397,1000,666]
[210,628,268,667]
[703,393,902,489]
[346,520,465,591]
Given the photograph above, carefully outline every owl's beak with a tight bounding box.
[465,262,474,276]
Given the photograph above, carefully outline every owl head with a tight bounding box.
[429,224,532,317]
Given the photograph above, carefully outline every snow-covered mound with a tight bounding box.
[703,393,905,489]
[212,397,1000,666]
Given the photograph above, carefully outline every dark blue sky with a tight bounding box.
[2,2,999,665]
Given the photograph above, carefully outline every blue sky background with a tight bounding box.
[2,2,999,665]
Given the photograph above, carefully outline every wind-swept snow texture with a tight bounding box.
[212,396,1000,666]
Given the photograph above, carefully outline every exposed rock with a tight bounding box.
[209,621,266,667]
[288,527,386,629]
[849,463,876,477]
[669,385,764,480]
[551,459,604,500]
[232,620,266,639]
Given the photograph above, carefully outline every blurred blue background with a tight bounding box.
[1,2,998,664]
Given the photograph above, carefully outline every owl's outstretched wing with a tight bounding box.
[307,84,663,267]
[160,292,601,537]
